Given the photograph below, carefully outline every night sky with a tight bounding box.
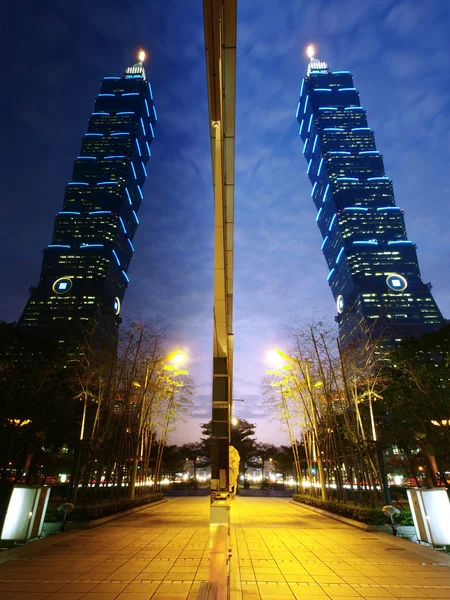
[2,1,449,445]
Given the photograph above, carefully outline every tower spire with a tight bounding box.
[125,50,147,81]
[305,44,329,76]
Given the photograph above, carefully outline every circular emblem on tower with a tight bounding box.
[336,295,344,314]
[386,273,407,292]
[113,297,121,315]
[52,277,73,294]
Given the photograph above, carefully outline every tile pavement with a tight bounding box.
[0,498,209,600]
[230,497,450,600]
[1,495,450,599]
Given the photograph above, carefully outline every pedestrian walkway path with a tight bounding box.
[0,498,210,600]
[0,496,450,599]
[230,497,450,600]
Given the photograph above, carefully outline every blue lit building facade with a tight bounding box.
[19,56,156,347]
[297,54,444,347]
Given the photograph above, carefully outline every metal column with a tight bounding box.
[203,0,236,499]
[203,2,236,597]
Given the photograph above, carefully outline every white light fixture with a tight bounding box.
[407,488,450,546]
[1,486,50,541]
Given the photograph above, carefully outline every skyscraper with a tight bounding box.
[19,53,156,348]
[296,48,444,347]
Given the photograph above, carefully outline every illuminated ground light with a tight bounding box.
[431,419,449,427]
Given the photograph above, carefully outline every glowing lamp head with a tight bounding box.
[306,44,315,59]
[231,416,238,426]
[267,349,286,369]
[138,50,146,63]
[169,351,186,366]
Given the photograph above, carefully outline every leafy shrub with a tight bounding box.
[396,509,413,526]
[292,494,412,526]
[45,493,164,523]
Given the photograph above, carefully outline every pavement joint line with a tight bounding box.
[237,579,450,590]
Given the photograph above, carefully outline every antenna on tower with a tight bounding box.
[306,44,329,76]
[125,50,147,81]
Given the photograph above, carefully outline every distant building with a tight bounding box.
[19,54,156,348]
[296,49,444,347]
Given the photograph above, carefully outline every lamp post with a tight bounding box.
[231,398,244,427]
[230,398,244,487]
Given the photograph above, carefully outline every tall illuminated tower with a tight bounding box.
[297,46,444,346]
[19,52,156,347]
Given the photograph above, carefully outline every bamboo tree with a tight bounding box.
[263,373,303,489]
[263,318,393,508]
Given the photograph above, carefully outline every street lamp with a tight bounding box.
[133,350,187,386]
[267,349,288,370]
[231,398,244,427]
[167,350,186,366]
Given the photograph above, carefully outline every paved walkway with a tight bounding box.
[0,497,450,600]
[0,498,209,600]
[230,497,450,600]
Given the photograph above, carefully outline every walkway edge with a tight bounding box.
[289,499,378,531]
[0,498,170,563]
[78,498,169,528]
[289,500,450,565]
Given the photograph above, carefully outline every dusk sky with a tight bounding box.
[2,1,449,446]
